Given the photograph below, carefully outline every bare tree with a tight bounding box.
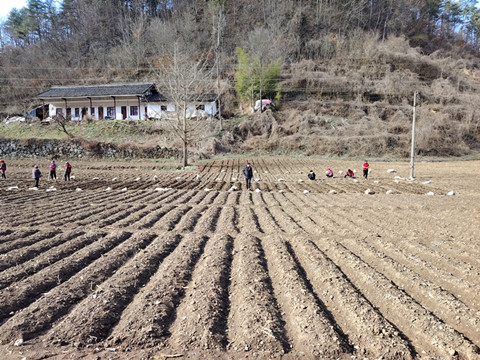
[155,44,214,169]
[209,0,226,129]
[52,114,74,138]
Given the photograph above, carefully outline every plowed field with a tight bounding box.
[0,158,479,360]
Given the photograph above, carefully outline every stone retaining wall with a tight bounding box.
[0,138,180,159]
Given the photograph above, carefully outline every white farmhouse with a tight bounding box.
[36,83,217,121]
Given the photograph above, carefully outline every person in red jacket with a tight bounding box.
[64,161,72,181]
[326,168,333,178]
[344,169,354,178]
[363,160,370,179]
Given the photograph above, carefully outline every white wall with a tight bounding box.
[48,99,144,120]
[205,101,217,116]
[47,98,217,120]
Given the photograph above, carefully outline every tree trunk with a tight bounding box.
[183,102,188,169]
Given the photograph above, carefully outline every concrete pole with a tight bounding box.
[410,91,417,179]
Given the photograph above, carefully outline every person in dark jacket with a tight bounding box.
[64,161,72,181]
[307,170,316,180]
[32,165,41,187]
[0,160,6,179]
[242,162,253,190]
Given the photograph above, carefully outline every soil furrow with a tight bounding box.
[237,206,264,234]
[191,206,222,234]
[225,191,241,206]
[47,233,182,346]
[0,231,154,345]
[259,192,281,207]
[0,231,132,324]
[171,205,208,233]
[260,234,351,358]
[356,209,480,282]
[108,204,150,228]
[153,205,193,231]
[227,234,289,356]
[0,230,42,253]
[0,231,84,273]
[288,234,415,359]
[53,204,115,227]
[0,231,101,290]
[311,202,480,306]
[254,206,286,233]
[167,234,234,352]
[0,229,37,245]
[266,205,305,234]
[197,190,220,206]
[314,237,480,359]
[339,235,480,342]
[8,200,101,227]
[108,233,210,348]
[354,224,480,309]
[211,191,229,205]
[136,204,176,229]
[97,204,147,228]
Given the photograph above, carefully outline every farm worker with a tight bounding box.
[242,162,253,190]
[307,170,316,180]
[326,168,333,178]
[0,160,6,179]
[49,160,57,181]
[363,160,370,179]
[32,165,42,188]
[64,161,72,181]
[344,169,354,178]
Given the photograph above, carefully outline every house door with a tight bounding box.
[66,108,71,119]
[81,107,87,117]
[98,107,104,119]
[121,106,127,120]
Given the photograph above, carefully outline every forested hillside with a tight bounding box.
[1,0,480,157]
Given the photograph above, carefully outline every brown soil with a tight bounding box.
[0,157,479,359]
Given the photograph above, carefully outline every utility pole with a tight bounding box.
[410,91,417,179]
[259,60,263,113]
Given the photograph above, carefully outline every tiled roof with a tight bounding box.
[145,93,168,102]
[146,93,216,102]
[37,83,156,98]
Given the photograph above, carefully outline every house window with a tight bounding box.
[130,106,138,116]
[55,108,63,116]
[90,107,95,115]
[107,107,115,117]
[74,108,80,118]
[196,104,205,111]
[161,105,167,111]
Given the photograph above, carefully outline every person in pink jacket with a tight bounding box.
[49,160,57,181]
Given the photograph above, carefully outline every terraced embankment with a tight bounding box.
[0,158,479,359]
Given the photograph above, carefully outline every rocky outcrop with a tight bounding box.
[0,138,180,159]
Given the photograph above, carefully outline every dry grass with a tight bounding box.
[253,34,480,158]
